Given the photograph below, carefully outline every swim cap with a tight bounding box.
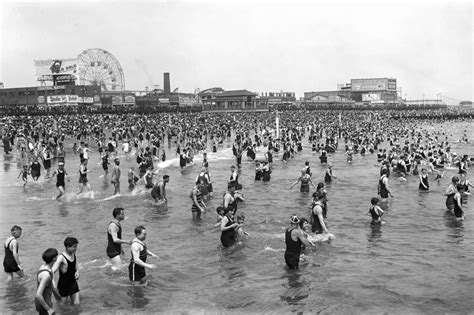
[58,162,64,165]
[290,215,300,224]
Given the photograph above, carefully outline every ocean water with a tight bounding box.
[0,121,473,314]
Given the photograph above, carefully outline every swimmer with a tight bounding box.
[214,206,225,227]
[18,165,29,187]
[77,159,92,195]
[107,208,132,270]
[52,237,80,305]
[368,197,384,225]
[35,248,61,315]
[110,158,121,196]
[453,188,464,220]
[191,181,207,220]
[220,207,238,247]
[3,225,25,281]
[445,176,459,211]
[324,163,337,183]
[284,215,313,269]
[129,226,158,284]
[128,167,139,192]
[50,162,69,199]
[101,151,110,179]
[151,175,169,204]
[195,168,210,200]
[227,165,239,189]
[298,218,315,247]
[310,192,330,234]
[289,170,316,192]
[378,169,393,202]
[458,173,473,204]
[29,156,43,182]
[235,213,250,243]
[418,168,430,191]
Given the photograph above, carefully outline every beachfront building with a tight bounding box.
[304,77,399,107]
[258,91,296,108]
[459,101,472,108]
[201,89,268,112]
[0,84,102,113]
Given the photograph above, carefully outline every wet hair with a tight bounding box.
[316,182,325,190]
[305,161,310,166]
[64,237,78,248]
[163,175,170,180]
[112,207,124,218]
[134,225,146,236]
[223,206,235,215]
[11,225,22,232]
[236,213,246,221]
[216,206,225,215]
[312,191,325,200]
[298,217,309,229]
[371,197,379,205]
[452,176,459,183]
[42,248,58,264]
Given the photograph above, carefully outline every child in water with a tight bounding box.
[235,213,249,243]
[368,197,384,225]
[18,165,29,187]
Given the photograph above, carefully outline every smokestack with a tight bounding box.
[164,72,170,94]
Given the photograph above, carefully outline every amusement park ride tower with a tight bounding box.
[34,48,125,91]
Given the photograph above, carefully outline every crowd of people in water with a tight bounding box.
[1,108,472,314]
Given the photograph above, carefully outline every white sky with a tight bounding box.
[1,0,472,100]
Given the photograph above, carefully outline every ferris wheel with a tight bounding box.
[77,48,125,91]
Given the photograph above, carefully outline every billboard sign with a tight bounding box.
[37,86,65,91]
[47,95,67,104]
[78,97,94,104]
[351,78,388,91]
[67,95,79,103]
[362,93,381,102]
[55,74,76,84]
[112,96,122,105]
[124,96,136,104]
[47,95,78,105]
[34,59,79,77]
[37,96,45,104]
[388,79,397,90]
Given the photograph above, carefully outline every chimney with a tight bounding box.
[164,72,170,94]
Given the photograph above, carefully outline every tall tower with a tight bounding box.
[164,72,170,94]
